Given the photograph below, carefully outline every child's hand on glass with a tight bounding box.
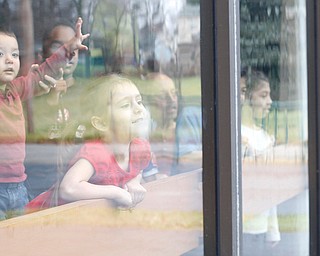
[28,64,64,93]
[34,67,66,104]
[42,68,68,106]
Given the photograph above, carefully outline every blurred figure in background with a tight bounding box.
[139,73,178,177]
[25,19,85,200]
[174,103,202,174]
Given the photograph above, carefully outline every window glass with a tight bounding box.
[0,1,203,255]
[240,0,309,255]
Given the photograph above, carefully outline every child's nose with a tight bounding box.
[5,55,14,64]
[133,102,144,113]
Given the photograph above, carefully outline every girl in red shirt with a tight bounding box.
[27,75,151,211]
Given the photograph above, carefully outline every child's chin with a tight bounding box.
[131,124,149,139]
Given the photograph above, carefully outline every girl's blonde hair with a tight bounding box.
[80,74,139,142]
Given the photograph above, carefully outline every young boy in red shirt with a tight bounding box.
[0,17,89,220]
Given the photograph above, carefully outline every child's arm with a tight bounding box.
[40,68,68,106]
[125,172,147,206]
[59,158,133,207]
[28,64,64,95]
[14,17,90,100]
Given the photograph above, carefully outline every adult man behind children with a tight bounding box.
[25,20,83,199]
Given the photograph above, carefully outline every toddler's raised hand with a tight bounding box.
[64,17,90,58]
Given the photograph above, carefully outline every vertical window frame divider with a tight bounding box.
[307,1,320,255]
[201,0,241,255]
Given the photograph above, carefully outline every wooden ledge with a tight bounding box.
[0,170,203,256]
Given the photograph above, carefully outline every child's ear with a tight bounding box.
[91,116,108,132]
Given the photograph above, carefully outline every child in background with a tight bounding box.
[241,70,280,256]
[241,70,274,161]
[0,17,89,220]
[26,75,151,211]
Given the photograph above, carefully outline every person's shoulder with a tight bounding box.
[181,105,201,114]
[179,105,201,119]
[177,105,202,126]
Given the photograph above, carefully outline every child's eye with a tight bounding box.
[12,52,19,58]
[0,52,3,57]
[121,103,130,109]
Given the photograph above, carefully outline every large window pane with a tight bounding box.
[240,1,308,255]
[0,1,203,255]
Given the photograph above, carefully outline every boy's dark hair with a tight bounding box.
[0,26,17,39]
[42,19,75,59]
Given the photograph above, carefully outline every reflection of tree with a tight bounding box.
[0,0,188,77]
[131,3,139,65]
[279,0,306,101]
[112,3,127,72]
[240,0,282,100]
[0,0,11,28]
[20,0,35,133]
[93,0,131,73]
[136,0,161,60]
[32,0,79,39]
[89,0,185,75]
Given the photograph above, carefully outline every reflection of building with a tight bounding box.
[139,3,201,77]
[177,5,200,44]
[177,42,200,76]
[176,4,200,76]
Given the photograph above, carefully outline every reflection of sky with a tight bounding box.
[135,0,190,64]
[136,0,186,29]
[164,0,185,15]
